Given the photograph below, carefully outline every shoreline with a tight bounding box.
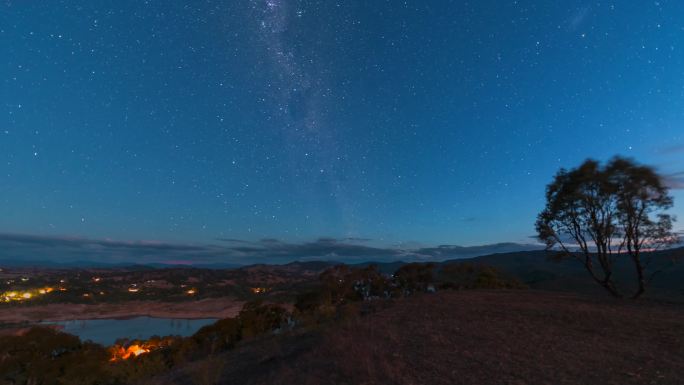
[0,297,244,324]
[39,314,223,322]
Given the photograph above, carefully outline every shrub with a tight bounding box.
[438,262,525,290]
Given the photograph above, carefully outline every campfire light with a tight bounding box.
[109,344,151,361]
[108,337,175,361]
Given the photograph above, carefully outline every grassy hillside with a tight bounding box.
[152,290,684,385]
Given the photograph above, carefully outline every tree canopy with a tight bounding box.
[536,156,679,298]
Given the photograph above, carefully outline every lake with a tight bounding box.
[43,316,218,346]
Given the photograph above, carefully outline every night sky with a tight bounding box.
[1,2,683,263]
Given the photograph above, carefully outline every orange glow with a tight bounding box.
[109,344,151,361]
[1,287,55,302]
[251,287,269,294]
[186,288,197,295]
[108,338,175,361]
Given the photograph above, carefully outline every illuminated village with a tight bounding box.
[0,266,273,305]
[0,265,281,365]
[1,286,54,302]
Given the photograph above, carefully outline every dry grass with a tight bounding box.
[156,290,684,385]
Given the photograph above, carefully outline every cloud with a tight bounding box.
[215,238,254,244]
[0,233,229,266]
[659,144,684,155]
[664,171,684,190]
[340,237,373,243]
[412,243,545,260]
[0,233,544,267]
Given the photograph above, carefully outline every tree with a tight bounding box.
[318,264,391,303]
[536,156,678,299]
[393,263,435,295]
[238,301,288,338]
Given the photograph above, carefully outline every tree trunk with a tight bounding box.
[631,255,646,299]
[600,280,623,298]
[583,263,623,298]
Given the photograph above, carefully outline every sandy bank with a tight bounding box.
[0,297,244,323]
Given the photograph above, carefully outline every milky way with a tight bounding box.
[1,1,683,259]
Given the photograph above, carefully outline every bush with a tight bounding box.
[190,317,242,355]
[438,262,526,290]
[239,301,289,338]
[394,263,435,295]
[0,327,109,385]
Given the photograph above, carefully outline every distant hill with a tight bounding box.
[459,247,684,301]
[349,247,684,301]
[3,246,681,301]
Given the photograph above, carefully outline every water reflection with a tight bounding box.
[43,316,218,346]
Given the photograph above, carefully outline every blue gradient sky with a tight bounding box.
[1,1,683,254]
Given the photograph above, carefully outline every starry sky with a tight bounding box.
[1,1,684,263]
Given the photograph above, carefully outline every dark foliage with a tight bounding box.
[536,156,679,298]
[437,262,526,290]
[393,262,436,294]
[0,327,109,385]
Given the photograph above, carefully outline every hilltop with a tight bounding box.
[2,258,683,385]
[153,290,684,385]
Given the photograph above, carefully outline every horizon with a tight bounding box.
[1,230,681,267]
[0,231,547,266]
[2,2,684,264]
